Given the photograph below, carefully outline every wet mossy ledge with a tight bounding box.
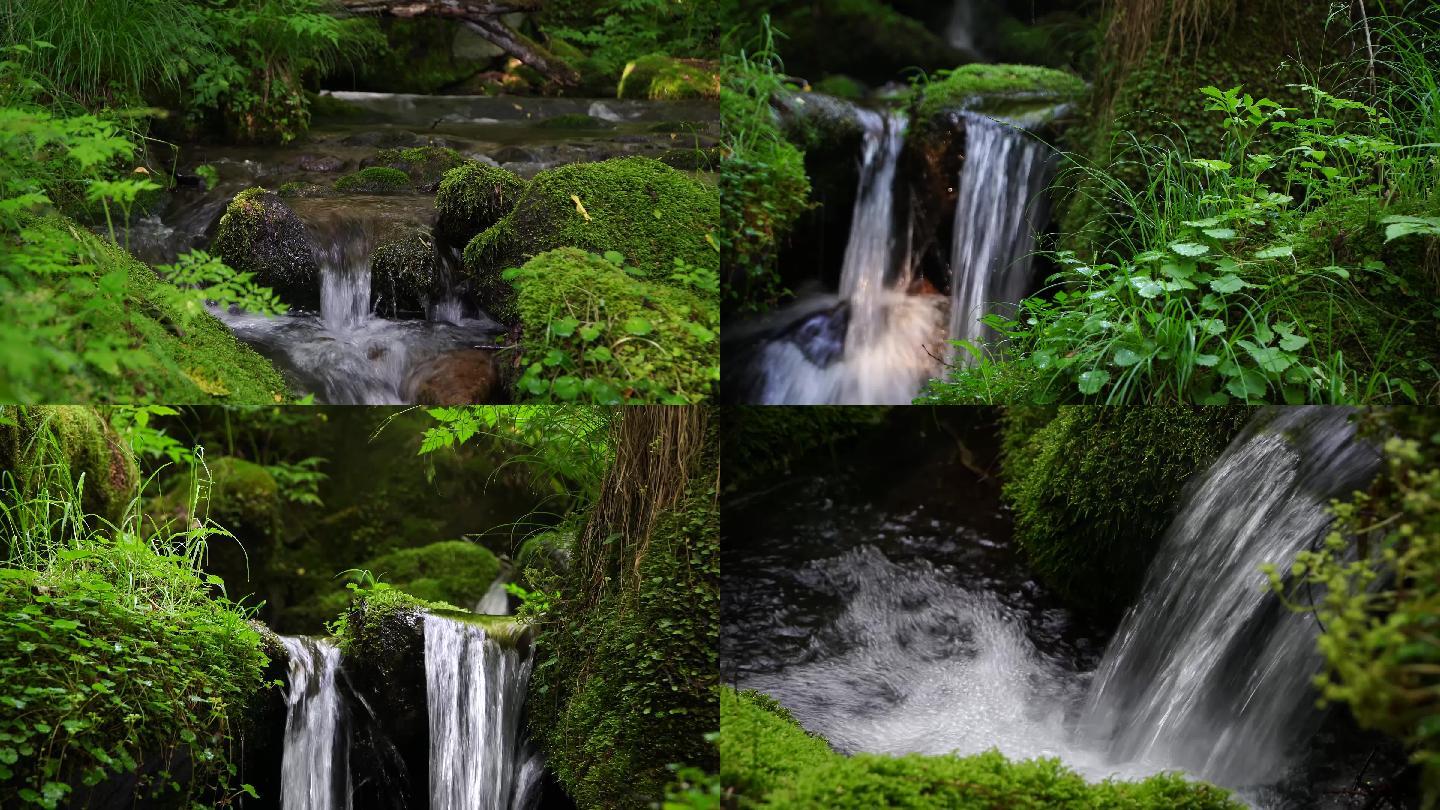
[719,688,1245,808]
[906,63,1088,130]
[19,217,290,404]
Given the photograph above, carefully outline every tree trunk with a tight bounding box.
[337,0,580,87]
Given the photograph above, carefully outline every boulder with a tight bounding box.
[333,167,413,194]
[617,55,719,100]
[404,349,503,405]
[370,228,438,318]
[212,187,321,310]
[434,162,527,246]
[365,146,470,191]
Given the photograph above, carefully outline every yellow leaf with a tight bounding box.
[185,369,230,396]
[571,195,591,221]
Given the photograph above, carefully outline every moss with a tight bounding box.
[461,157,718,321]
[617,54,720,101]
[370,146,469,189]
[534,113,613,130]
[657,146,719,172]
[509,248,718,402]
[332,166,412,194]
[0,406,139,526]
[213,187,320,310]
[359,540,500,607]
[720,687,1243,808]
[812,74,868,100]
[370,228,437,317]
[776,0,962,85]
[434,162,527,245]
[1001,406,1250,618]
[20,217,289,403]
[909,63,1087,124]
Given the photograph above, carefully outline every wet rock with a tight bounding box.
[370,228,437,317]
[341,130,426,149]
[365,145,469,191]
[297,154,346,173]
[333,166,413,194]
[341,603,429,810]
[277,181,330,198]
[404,349,502,405]
[490,145,538,164]
[212,187,321,310]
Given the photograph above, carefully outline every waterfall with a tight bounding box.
[425,616,538,810]
[280,636,351,810]
[475,575,511,615]
[1079,407,1381,789]
[947,112,1054,360]
[757,110,945,404]
[946,0,978,52]
[312,218,375,331]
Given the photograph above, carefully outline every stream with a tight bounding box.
[722,408,1392,808]
[130,93,717,404]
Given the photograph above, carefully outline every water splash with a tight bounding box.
[425,616,538,810]
[947,113,1054,359]
[280,636,351,810]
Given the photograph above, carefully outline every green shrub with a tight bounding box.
[719,688,1243,809]
[506,248,718,403]
[1001,406,1248,616]
[332,166,411,193]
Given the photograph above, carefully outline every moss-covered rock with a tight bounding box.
[508,248,718,403]
[908,63,1087,125]
[332,166,412,194]
[461,157,718,324]
[1001,406,1250,617]
[368,146,469,190]
[434,162,527,246]
[617,55,720,100]
[22,217,289,403]
[811,74,868,100]
[212,187,321,310]
[719,688,1245,808]
[0,406,139,526]
[370,227,437,317]
[360,540,500,607]
[657,146,720,172]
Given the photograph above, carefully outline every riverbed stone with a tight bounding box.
[370,228,438,317]
[366,146,470,191]
[212,187,321,310]
[405,349,504,404]
[333,166,413,194]
[296,153,346,173]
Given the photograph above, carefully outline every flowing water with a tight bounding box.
[947,0,979,53]
[754,111,946,405]
[281,636,351,810]
[425,616,539,810]
[947,112,1055,358]
[723,408,1383,807]
[475,574,512,616]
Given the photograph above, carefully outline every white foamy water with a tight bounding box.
[475,575,511,616]
[280,636,351,810]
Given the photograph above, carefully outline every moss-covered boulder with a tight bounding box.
[508,248,718,403]
[461,157,718,324]
[434,162,527,246]
[21,217,289,402]
[812,74,868,100]
[617,55,719,100]
[212,187,321,311]
[368,146,469,190]
[719,688,1244,808]
[147,456,282,551]
[370,227,437,318]
[1001,406,1250,618]
[332,166,412,194]
[360,540,500,606]
[0,406,139,526]
[908,63,1087,126]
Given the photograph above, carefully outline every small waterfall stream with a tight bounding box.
[280,636,351,810]
[424,616,539,810]
[757,111,944,404]
[731,407,1382,806]
[475,575,512,616]
[946,0,979,53]
[947,112,1054,360]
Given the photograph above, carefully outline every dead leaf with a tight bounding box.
[571,195,591,221]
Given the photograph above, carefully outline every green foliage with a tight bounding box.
[505,248,718,404]
[1000,406,1248,616]
[154,250,289,322]
[332,166,411,193]
[927,79,1440,404]
[719,19,812,313]
[434,162,527,245]
[0,406,139,541]
[1267,411,1440,805]
[538,0,739,91]
[719,687,1243,809]
[618,54,719,100]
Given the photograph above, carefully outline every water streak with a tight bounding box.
[425,616,537,810]
[476,575,511,616]
[281,636,351,810]
[947,112,1054,358]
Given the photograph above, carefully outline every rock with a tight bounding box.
[370,228,437,318]
[490,145,538,164]
[434,162,527,245]
[297,154,346,173]
[365,146,469,191]
[341,602,429,810]
[617,55,719,100]
[276,181,329,198]
[341,130,426,149]
[534,113,614,130]
[333,166,412,194]
[404,349,502,405]
[212,187,321,310]
[657,146,720,171]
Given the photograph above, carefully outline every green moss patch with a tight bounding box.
[720,688,1243,808]
[360,540,500,607]
[909,63,1087,123]
[617,55,719,100]
[434,162,527,245]
[371,146,469,189]
[0,406,138,526]
[213,187,320,310]
[1001,406,1249,617]
[332,166,412,194]
[507,248,718,403]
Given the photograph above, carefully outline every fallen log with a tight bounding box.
[338,0,579,87]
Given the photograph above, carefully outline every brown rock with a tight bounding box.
[404,349,502,404]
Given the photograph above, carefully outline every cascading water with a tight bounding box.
[280,636,351,810]
[1079,407,1381,789]
[946,0,979,53]
[731,407,1381,806]
[475,575,512,616]
[757,110,945,404]
[947,112,1054,359]
[424,616,540,810]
